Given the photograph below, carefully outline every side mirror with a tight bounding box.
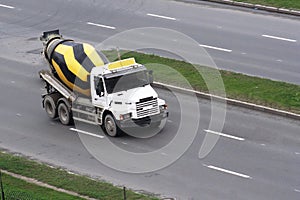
[148,70,154,84]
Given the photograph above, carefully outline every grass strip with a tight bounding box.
[1,172,85,200]
[233,0,300,10]
[0,152,158,200]
[104,50,300,114]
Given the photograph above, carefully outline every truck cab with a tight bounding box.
[89,58,168,136]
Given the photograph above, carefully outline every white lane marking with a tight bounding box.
[203,164,252,179]
[294,189,300,193]
[260,143,266,146]
[87,22,116,30]
[0,4,15,9]
[147,13,176,21]
[262,34,297,43]
[204,130,245,141]
[161,152,168,156]
[70,128,104,139]
[121,142,128,145]
[199,44,232,52]
[295,152,300,155]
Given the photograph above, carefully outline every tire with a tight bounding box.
[104,114,120,137]
[44,95,57,119]
[58,103,73,125]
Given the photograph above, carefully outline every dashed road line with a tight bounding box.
[295,152,300,155]
[203,164,252,179]
[70,128,105,139]
[262,34,297,43]
[147,13,176,21]
[204,129,245,141]
[87,22,116,30]
[0,3,15,9]
[199,44,232,52]
[294,189,300,193]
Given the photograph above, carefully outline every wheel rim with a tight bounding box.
[60,107,68,122]
[45,101,53,115]
[58,104,69,124]
[105,116,116,136]
[44,97,57,119]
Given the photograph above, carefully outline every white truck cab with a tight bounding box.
[89,58,168,136]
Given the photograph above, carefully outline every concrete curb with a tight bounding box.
[197,0,300,16]
[153,82,300,120]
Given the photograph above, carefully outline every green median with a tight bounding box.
[233,0,300,10]
[0,152,158,200]
[104,51,300,114]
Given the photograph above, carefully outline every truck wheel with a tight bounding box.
[104,114,120,137]
[44,95,57,119]
[58,103,72,125]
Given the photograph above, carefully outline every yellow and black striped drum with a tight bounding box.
[45,39,108,96]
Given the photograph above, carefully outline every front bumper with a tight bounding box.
[118,110,168,128]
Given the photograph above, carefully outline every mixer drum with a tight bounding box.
[49,40,108,96]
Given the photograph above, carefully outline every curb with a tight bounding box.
[197,0,300,16]
[153,82,300,120]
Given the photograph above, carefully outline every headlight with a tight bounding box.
[160,104,168,110]
[120,113,132,120]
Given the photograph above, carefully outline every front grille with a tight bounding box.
[136,97,159,118]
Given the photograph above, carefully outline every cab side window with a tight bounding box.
[95,77,104,96]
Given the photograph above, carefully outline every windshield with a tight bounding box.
[105,71,150,94]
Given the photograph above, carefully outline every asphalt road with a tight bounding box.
[1,0,300,84]
[0,0,300,199]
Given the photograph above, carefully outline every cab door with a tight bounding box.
[91,76,108,108]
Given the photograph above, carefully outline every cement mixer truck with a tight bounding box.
[39,30,168,137]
